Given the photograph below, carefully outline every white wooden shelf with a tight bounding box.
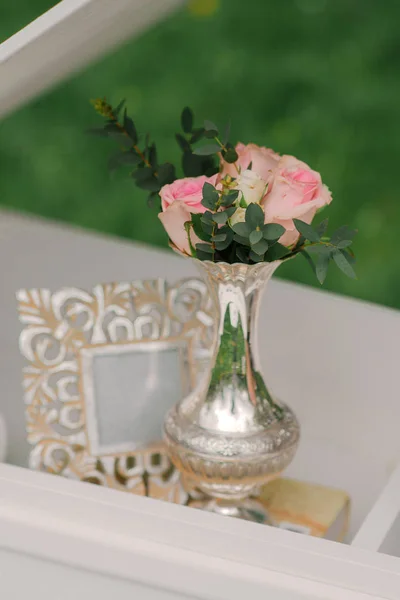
[1,210,400,599]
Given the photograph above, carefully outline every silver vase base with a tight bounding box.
[190,498,273,525]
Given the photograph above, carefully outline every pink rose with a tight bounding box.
[263,155,332,247]
[221,142,280,183]
[159,174,218,255]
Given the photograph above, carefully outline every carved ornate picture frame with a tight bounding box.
[17,278,214,503]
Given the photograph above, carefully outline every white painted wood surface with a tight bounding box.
[0,0,185,119]
[0,463,398,600]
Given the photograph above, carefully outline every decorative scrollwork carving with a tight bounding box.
[18,278,214,504]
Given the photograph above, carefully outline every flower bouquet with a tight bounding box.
[89,100,357,523]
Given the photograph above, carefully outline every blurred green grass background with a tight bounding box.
[1,0,399,307]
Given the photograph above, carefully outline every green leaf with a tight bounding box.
[333,250,357,279]
[132,167,159,192]
[233,233,251,247]
[175,133,190,152]
[215,228,233,251]
[337,240,353,249]
[223,147,238,163]
[212,233,227,242]
[191,214,211,241]
[200,215,214,235]
[108,150,141,171]
[251,238,269,255]
[265,242,290,261]
[220,190,239,206]
[212,211,228,225]
[148,143,158,168]
[304,244,332,255]
[201,182,219,210]
[123,111,138,145]
[181,107,194,134]
[108,130,132,148]
[196,243,213,254]
[249,250,265,262]
[204,119,218,133]
[342,248,356,265]
[232,222,251,237]
[246,203,264,229]
[236,246,249,263]
[263,223,285,240]
[193,144,220,156]
[226,206,237,217]
[222,121,231,146]
[331,225,357,246]
[182,152,202,177]
[249,230,263,245]
[316,218,329,237]
[293,219,320,242]
[114,98,126,118]
[157,163,176,186]
[190,128,205,144]
[316,252,330,284]
[300,250,316,276]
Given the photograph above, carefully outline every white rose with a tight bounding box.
[236,169,267,205]
[229,207,246,226]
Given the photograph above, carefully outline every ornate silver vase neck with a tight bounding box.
[164,259,300,524]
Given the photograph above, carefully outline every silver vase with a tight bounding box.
[164,259,300,524]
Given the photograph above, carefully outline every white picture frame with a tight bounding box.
[17,278,213,501]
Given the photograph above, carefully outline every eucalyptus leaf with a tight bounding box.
[223,147,239,163]
[176,133,190,152]
[263,223,285,240]
[204,120,218,134]
[157,163,176,186]
[193,144,220,156]
[201,182,219,210]
[331,225,357,246]
[249,250,265,262]
[114,98,126,118]
[196,243,213,254]
[222,121,231,145]
[232,222,251,237]
[181,107,194,133]
[251,238,269,255]
[316,253,330,284]
[265,243,290,261]
[212,212,228,224]
[316,218,329,237]
[233,233,251,247]
[220,190,239,206]
[108,150,141,171]
[300,250,316,276]
[212,233,227,243]
[123,112,138,145]
[190,128,205,144]
[333,250,357,279]
[191,214,211,242]
[337,239,353,249]
[249,230,263,245]
[293,219,320,242]
[245,203,264,229]
[108,130,132,148]
[236,246,249,263]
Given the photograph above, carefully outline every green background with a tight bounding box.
[1,0,399,307]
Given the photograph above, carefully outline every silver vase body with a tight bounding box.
[164,260,300,522]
